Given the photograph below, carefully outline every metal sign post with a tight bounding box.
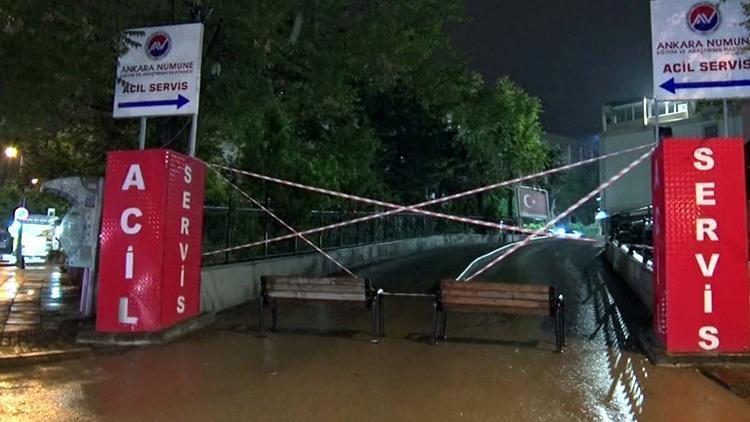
[723,99,729,137]
[654,99,660,143]
[138,117,147,150]
[189,114,198,156]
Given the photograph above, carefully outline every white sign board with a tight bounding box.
[651,1,750,101]
[113,23,204,118]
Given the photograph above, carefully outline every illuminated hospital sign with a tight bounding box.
[96,149,205,332]
[652,139,749,353]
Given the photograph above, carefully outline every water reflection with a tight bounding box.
[3,277,18,295]
[584,255,648,421]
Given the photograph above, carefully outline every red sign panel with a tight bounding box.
[96,149,205,332]
[652,138,749,353]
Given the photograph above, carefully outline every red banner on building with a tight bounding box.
[96,149,205,332]
[653,138,749,353]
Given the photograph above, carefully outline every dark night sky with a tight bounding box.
[451,0,653,138]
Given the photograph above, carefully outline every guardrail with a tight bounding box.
[605,207,653,271]
[202,205,508,266]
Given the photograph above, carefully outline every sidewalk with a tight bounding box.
[0,265,92,364]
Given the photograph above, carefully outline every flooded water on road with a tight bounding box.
[2,240,749,421]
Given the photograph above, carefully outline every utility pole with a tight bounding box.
[15,195,25,270]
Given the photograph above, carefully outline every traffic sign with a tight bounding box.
[651,0,750,101]
[14,207,29,221]
[113,23,204,118]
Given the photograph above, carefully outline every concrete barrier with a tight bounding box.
[200,234,503,313]
[606,241,653,312]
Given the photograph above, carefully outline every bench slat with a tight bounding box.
[441,280,549,294]
[443,304,549,316]
[264,276,362,287]
[442,295,548,309]
[266,283,365,295]
[440,289,548,302]
[267,291,366,302]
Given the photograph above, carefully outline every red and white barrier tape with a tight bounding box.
[211,168,359,278]
[203,209,591,258]
[463,146,656,281]
[205,169,570,246]
[203,144,653,256]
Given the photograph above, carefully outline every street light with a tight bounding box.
[31,178,39,186]
[3,146,23,178]
[4,146,18,159]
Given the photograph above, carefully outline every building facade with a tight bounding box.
[599,98,745,215]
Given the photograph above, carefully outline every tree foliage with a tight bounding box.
[0,0,551,222]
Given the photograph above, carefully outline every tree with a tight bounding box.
[0,0,550,228]
[0,1,183,177]
[365,85,462,204]
[453,78,551,219]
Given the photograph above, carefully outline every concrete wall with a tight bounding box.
[606,242,653,312]
[200,234,502,313]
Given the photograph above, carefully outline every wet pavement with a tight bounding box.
[0,265,83,356]
[2,240,750,421]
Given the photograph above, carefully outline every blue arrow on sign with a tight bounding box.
[660,77,750,94]
[118,94,190,110]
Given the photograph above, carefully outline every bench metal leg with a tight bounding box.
[549,286,557,316]
[271,302,279,332]
[259,297,266,337]
[560,295,566,347]
[440,311,448,340]
[371,298,380,344]
[431,300,439,345]
[554,294,565,353]
[378,293,386,337]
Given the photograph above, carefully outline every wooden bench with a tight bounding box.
[259,276,382,342]
[432,279,565,352]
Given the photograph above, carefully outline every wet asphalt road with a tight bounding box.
[2,239,750,421]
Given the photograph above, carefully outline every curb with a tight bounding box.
[0,313,216,367]
[76,312,215,346]
[0,348,95,368]
[638,328,750,366]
